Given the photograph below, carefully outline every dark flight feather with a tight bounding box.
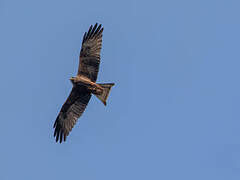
[53,86,91,143]
[78,23,103,82]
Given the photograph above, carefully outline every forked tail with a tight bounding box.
[95,83,115,106]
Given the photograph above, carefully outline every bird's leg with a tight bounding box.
[72,76,103,94]
[87,85,103,95]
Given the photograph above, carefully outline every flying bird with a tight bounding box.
[53,23,114,143]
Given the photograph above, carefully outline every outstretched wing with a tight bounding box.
[53,86,91,143]
[78,23,103,82]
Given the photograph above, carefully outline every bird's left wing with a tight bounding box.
[53,86,91,143]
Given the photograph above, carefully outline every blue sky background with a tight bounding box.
[1,0,240,179]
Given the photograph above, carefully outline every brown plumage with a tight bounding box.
[53,23,114,143]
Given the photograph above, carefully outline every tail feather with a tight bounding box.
[95,83,114,105]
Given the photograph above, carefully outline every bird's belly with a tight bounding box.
[75,76,102,94]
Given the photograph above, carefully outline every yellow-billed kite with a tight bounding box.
[53,23,114,143]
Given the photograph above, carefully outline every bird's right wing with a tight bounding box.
[53,86,91,143]
[78,23,103,82]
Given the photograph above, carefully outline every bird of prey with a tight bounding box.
[53,23,114,143]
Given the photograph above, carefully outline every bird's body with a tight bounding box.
[70,75,102,93]
[53,23,114,143]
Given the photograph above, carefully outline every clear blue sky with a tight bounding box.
[1,0,240,179]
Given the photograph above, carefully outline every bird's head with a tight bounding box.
[69,77,76,84]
